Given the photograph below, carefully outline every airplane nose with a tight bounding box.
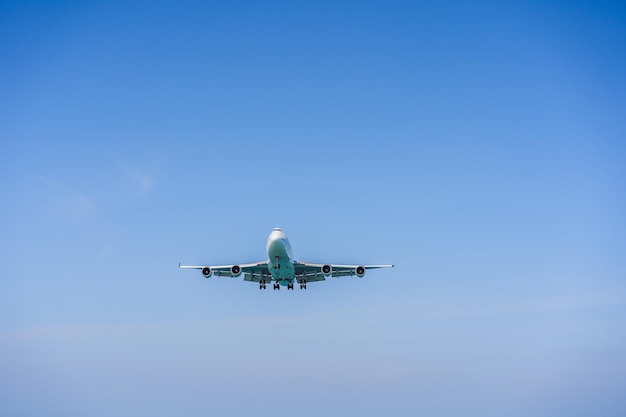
[268,236,283,250]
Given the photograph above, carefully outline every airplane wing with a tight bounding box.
[179,261,270,279]
[294,262,394,281]
[179,261,393,283]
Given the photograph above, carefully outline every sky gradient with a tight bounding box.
[1,1,625,416]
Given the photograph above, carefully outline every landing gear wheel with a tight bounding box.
[287,283,294,290]
[273,283,279,290]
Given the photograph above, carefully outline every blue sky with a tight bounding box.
[1,1,625,416]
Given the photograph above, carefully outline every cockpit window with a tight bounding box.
[273,228,282,232]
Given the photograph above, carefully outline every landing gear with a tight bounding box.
[259,280,266,290]
[287,283,294,290]
[299,279,307,290]
[273,283,279,290]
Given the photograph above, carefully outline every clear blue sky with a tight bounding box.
[1,1,625,416]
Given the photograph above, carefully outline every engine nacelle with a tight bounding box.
[230,265,242,277]
[201,267,212,278]
[355,266,365,277]
[321,264,332,277]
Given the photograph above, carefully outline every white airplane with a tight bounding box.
[179,228,394,290]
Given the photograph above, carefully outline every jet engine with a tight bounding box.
[201,267,212,278]
[321,264,332,277]
[230,265,242,277]
[355,266,365,277]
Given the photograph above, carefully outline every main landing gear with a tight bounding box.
[266,281,306,290]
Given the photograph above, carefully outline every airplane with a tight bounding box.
[179,228,394,290]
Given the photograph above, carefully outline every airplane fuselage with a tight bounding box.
[266,228,295,285]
